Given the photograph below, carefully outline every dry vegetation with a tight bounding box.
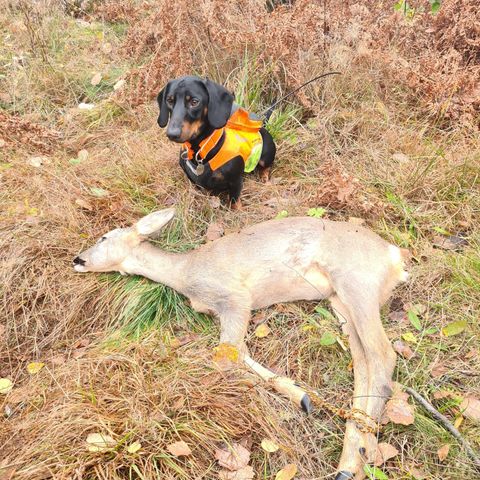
[1,0,479,479]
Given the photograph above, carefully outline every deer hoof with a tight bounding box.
[300,393,313,414]
[335,472,354,480]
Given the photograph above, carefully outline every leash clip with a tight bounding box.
[194,144,206,175]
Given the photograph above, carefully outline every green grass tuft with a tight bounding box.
[105,274,214,338]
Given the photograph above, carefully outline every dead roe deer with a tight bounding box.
[73,209,408,479]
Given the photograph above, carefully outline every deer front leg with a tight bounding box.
[243,354,312,413]
[217,303,311,413]
[217,302,251,357]
[331,296,370,480]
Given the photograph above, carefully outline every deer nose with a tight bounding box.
[73,256,86,266]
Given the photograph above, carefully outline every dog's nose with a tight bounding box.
[73,256,86,266]
[167,127,182,141]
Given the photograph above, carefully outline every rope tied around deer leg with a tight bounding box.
[265,376,380,434]
[302,385,380,434]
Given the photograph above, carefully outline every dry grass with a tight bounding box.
[2,333,337,479]
[1,1,479,479]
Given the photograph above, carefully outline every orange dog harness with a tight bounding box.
[182,108,263,173]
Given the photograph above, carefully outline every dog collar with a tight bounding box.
[182,128,224,163]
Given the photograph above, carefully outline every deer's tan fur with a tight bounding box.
[74,208,408,479]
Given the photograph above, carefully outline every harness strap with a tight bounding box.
[182,109,263,171]
[182,128,224,161]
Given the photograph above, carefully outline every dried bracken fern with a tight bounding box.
[0,112,61,154]
[108,0,329,107]
[93,0,479,122]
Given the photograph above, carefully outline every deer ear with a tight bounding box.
[135,209,176,236]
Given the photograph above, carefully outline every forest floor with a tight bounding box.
[1,1,479,479]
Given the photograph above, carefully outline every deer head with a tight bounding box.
[72,208,175,273]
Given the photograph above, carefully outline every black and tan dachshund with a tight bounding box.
[157,76,276,209]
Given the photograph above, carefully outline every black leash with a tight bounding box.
[261,71,341,122]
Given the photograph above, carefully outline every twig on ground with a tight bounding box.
[405,386,480,471]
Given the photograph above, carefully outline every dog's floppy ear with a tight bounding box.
[157,82,171,128]
[203,79,234,129]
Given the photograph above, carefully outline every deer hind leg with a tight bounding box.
[330,296,370,480]
[338,288,397,465]
[217,304,312,412]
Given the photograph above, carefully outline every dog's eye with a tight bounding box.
[190,98,199,107]
[166,96,174,106]
[98,236,106,243]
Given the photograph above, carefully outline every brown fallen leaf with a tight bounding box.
[167,440,192,457]
[90,72,102,86]
[275,463,298,480]
[382,384,414,425]
[459,396,480,423]
[408,465,428,479]
[432,234,468,251]
[437,444,450,461]
[214,443,250,471]
[374,442,399,466]
[170,333,200,349]
[206,222,224,242]
[86,432,116,452]
[337,183,355,202]
[127,441,142,454]
[73,338,90,349]
[430,362,448,378]
[433,390,455,400]
[388,310,407,323]
[403,303,427,315]
[251,312,266,325]
[465,348,478,359]
[72,347,87,359]
[393,340,415,360]
[5,384,31,404]
[75,198,94,211]
[261,438,280,453]
[219,466,254,480]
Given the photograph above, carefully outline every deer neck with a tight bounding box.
[121,242,190,294]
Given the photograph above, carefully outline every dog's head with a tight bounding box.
[157,76,234,143]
